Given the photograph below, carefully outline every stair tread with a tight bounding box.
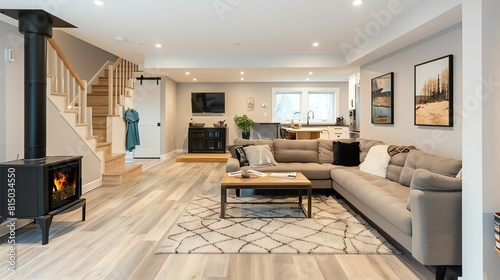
[96,142,112,148]
[105,153,126,162]
[103,163,142,176]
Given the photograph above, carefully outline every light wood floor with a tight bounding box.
[0,154,444,279]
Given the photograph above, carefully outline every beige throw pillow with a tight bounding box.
[243,145,278,167]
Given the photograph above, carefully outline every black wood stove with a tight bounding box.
[0,10,85,245]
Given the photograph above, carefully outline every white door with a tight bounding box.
[133,79,161,158]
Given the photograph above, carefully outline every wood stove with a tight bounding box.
[0,157,85,245]
[0,10,85,245]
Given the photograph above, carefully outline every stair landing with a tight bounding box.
[102,163,142,186]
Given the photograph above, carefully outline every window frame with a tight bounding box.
[271,87,340,123]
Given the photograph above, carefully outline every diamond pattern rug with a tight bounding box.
[156,195,400,255]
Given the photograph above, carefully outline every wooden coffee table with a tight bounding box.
[220,172,312,218]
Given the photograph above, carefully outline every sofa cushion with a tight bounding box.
[251,162,333,180]
[386,153,409,182]
[273,139,318,163]
[359,144,391,177]
[243,145,278,167]
[234,139,274,150]
[331,168,412,235]
[358,138,385,162]
[399,150,462,187]
[333,141,360,166]
[318,138,354,164]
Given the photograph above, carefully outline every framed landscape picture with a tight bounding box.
[371,72,394,124]
[414,55,453,127]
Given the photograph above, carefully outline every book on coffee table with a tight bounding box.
[270,172,296,178]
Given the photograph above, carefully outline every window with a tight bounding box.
[272,87,340,123]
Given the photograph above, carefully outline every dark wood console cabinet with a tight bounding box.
[188,127,227,153]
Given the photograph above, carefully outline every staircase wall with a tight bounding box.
[111,116,127,154]
[52,30,118,82]
[46,101,102,192]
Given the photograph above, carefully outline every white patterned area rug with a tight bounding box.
[156,195,400,255]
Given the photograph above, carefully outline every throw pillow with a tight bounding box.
[359,145,391,177]
[456,169,462,178]
[243,145,278,167]
[333,141,360,166]
[231,145,251,167]
[387,145,417,156]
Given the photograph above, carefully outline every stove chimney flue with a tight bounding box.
[19,11,52,160]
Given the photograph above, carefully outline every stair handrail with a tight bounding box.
[47,38,85,90]
[108,58,137,115]
[47,38,88,124]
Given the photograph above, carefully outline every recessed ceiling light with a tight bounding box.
[114,36,126,43]
[240,71,245,75]
[94,0,105,6]
[186,72,190,75]
[309,72,313,75]
[353,0,362,6]
[193,78,197,81]
[155,43,162,48]
[312,42,319,47]
[240,77,244,81]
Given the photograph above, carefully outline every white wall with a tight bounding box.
[52,31,118,82]
[162,77,177,154]
[1,22,25,161]
[462,1,500,279]
[176,82,349,150]
[359,24,462,159]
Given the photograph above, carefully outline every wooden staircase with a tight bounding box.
[87,68,142,186]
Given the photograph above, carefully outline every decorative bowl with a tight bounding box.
[190,123,205,128]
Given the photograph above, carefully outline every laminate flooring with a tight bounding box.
[0,154,448,279]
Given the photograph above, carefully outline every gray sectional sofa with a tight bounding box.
[226,138,462,278]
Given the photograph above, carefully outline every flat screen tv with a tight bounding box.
[191,92,225,113]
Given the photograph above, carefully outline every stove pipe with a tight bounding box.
[19,12,53,160]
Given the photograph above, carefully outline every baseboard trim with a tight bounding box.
[165,150,177,159]
[83,178,102,194]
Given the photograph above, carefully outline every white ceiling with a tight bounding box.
[0,0,462,83]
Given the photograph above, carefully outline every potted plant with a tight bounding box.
[233,114,253,139]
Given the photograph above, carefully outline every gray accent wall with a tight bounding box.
[359,24,462,159]
[176,82,349,150]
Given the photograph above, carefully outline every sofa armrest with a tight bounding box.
[409,169,462,266]
[226,157,240,173]
[410,169,462,192]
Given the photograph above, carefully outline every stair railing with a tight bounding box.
[47,38,88,125]
[108,58,138,115]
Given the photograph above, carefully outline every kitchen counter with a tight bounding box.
[285,127,326,140]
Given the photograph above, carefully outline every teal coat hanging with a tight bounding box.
[125,109,140,151]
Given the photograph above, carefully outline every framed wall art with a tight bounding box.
[371,72,394,124]
[414,55,453,127]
